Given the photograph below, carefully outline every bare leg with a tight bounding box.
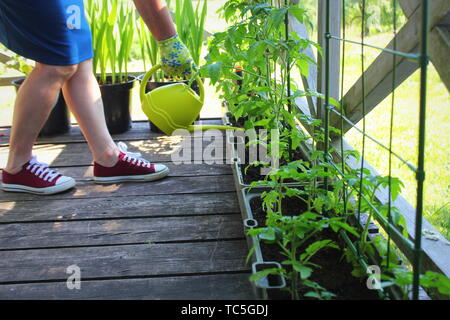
[4,63,77,174]
[62,59,119,167]
[133,0,176,41]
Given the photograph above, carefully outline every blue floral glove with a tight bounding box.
[157,34,195,79]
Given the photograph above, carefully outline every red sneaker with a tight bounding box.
[1,156,76,195]
[93,142,169,184]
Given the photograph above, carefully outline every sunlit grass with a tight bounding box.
[342,31,449,239]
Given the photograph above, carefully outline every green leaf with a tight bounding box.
[301,240,338,262]
[253,118,272,127]
[283,260,312,279]
[288,7,307,24]
[351,267,366,278]
[421,271,450,295]
[294,264,312,280]
[249,268,282,283]
[304,291,321,299]
[206,62,222,83]
[245,245,256,265]
[258,227,277,242]
[332,221,360,238]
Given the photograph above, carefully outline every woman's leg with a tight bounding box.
[4,63,78,174]
[61,59,119,167]
[62,58,169,183]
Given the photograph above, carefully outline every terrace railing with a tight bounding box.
[289,0,449,299]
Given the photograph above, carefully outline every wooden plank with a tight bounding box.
[0,76,23,87]
[0,51,13,64]
[0,240,250,283]
[0,175,236,202]
[397,0,450,91]
[288,9,318,117]
[0,214,244,250]
[0,119,226,146]
[398,0,420,17]
[329,138,450,281]
[331,54,419,133]
[429,26,450,91]
[0,139,233,167]
[334,0,450,132]
[396,0,450,55]
[0,192,239,223]
[399,0,450,92]
[316,0,341,121]
[334,16,420,132]
[53,163,231,180]
[0,122,157,146]
[0,273,254,300]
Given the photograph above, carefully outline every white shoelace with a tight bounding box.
[117,142,152,168]
[26,156,59,182]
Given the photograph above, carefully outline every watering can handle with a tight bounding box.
[140,64,204,104]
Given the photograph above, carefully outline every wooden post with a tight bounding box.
[317,0,341,123]
[399,0,450,92]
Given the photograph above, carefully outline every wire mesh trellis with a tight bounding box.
[322,0,429,300]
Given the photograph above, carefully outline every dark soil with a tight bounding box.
[229,115,246,128]
[239,147,308,185]
[250,192,309,217]
[227,111,309,186]
[249,195,380,300]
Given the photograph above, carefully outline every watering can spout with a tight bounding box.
[140,64,242,135]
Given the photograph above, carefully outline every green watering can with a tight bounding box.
[140,64,241,135]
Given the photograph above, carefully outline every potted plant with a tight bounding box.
[173,0,207,69]
[86,0,137,134]
[5,52,71,136]
[136,15,168,133]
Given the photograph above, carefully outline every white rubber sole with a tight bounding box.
[93,167,170,184]
[1,178,76,195]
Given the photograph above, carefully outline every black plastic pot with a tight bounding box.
[98,75,136,134]
[139,75,202,133]
[12,78,70,137]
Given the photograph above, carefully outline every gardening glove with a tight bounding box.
[157,33,196,79]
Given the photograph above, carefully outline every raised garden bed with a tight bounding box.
[251,188,379,300]
[237,186,381,300]
[211,1,449,301]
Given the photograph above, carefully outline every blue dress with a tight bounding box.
[0,0,93,66]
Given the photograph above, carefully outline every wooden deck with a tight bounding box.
[0,119,255,299]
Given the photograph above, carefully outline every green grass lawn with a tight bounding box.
[0,0,448,238]
[341,30,449,239]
